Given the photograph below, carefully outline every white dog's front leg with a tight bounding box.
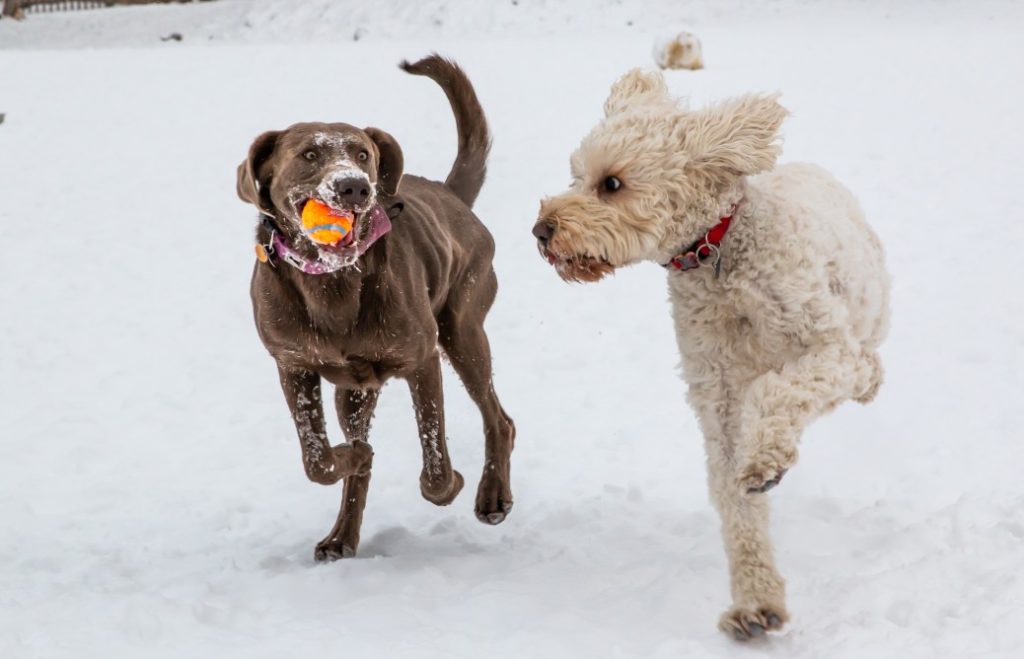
[736,333,869,493]
[690,381,789,639]
[705,435,789,639]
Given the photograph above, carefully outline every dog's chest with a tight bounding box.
[252,271,436,388]
[269,330,422,389]
[668,274,797,373]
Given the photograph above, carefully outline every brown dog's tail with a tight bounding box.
[400,54,491,208]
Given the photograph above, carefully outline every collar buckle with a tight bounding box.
[670,252,701,271]
[282,251,307,270]
[256,215,279,267]
[664,202,738,276]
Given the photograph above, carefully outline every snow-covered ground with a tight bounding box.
[1,1,1022,657]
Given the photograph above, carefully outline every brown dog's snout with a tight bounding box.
[333,177,372,206]
[532,219,556,245]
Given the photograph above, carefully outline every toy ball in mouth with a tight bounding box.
[301,199,354,246]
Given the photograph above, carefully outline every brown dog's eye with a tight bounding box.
[357,150,369,162]
[603,176,622,193]
[303,150,317,161]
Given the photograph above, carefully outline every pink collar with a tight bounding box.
[257,204,392,275]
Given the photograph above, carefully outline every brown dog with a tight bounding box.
[236,55,515,561]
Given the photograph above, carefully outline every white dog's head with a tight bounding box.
[534,69,788,282]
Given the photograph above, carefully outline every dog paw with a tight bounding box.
[854,350,884,404]
[334,440,374,478]
[475,500,514,525]
[741,467,789,494]
[314,539,356,562]
[475,467,513,525]
[738,443,797,494]
[854,372,882,404]
[420,469,464,506]
[719,604,788,641]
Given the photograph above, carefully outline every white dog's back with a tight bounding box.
[747,162,890,352]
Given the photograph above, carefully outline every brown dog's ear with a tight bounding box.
[236,130,280,215]
[364,127,404,195]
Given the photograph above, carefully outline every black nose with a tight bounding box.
[532,220,556,245]
[334,177,371,206]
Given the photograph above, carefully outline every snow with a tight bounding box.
[1,1,1023,657]
[2,0,1014,49]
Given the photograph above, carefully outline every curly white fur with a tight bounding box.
[537,69,891,639]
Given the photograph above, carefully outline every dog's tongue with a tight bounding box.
[359,204,392,252]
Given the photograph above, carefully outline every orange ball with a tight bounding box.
[301,199,354,245]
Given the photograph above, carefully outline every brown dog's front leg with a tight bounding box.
[313,388,380,562]
[408,356,464,506]
[278,367,373,486]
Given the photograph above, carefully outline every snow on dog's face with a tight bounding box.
[534,69,788,282]
[236,122,403,260]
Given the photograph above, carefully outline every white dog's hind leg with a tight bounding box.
[736,332,869,493]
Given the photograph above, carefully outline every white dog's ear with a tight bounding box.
[680,94,788,178]
[604,68,669,116]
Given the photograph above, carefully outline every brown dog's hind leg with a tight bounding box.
[409,356,465,506]
[278,368,373,487]
[314,387,380,562]
[439,306,515,526]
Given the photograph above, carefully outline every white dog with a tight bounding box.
[653,31,704,71]
[533,70,890,639]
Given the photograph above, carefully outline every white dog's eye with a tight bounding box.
[303,150,317,162]
[603,176,622,193]
[358,150,369,162]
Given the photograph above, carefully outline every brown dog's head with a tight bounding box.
[237,122,403,259]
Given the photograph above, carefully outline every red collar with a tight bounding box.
[664,204,738,275]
